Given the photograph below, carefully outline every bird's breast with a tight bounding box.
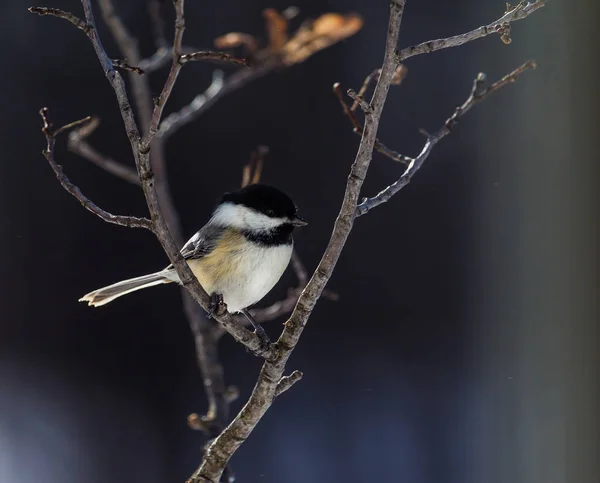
[188,230,293,313]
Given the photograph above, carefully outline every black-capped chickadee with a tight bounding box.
[79,184,307,342]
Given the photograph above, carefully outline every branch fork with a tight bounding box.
[347,89,373,115]
[38,108,154,231]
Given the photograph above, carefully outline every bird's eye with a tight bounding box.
[265,209,276,217]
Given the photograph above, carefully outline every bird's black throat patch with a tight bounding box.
[242,224,294,246]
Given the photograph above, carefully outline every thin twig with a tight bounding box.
[356,61,537,216]
[397,1,546,62]
[189,3,408,481]
[274,370,303,397]
[39,108,153,230]
[156,70,227,139]
[347,89,372,114]
[111,59,145,75]
[157,65,271,140]
[333,82,412,165]
[139,45,220,73]
[332,82,362,131]
[144,0,186,144]
[52,115,92,136]
[351,69,380,112]
[181,51,249,67]
[29,6,90,32]
[351,64,408,111]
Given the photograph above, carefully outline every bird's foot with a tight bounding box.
[246,331,271,358]
[251,326,271,357]
[241,308,271,357]
[207,293,227,319]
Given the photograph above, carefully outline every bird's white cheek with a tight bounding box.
[241,210,286,231]
[211,203,286,231]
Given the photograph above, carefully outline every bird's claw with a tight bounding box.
[246,328,271,357]
[207,293,226,318]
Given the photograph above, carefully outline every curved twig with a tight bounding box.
[39,108,153,230]
[397,1,546,62]
[356,61,537,216]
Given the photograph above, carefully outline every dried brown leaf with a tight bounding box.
[282,13,363,65]
[241,146,268,187]
[214,10,362,66]
[214,32,259,54]
[263,8,288,51]
[312,13,363,40]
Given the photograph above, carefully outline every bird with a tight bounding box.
[79,184,307,344]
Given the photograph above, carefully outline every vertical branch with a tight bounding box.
[190,2,407,481]
[185,303,229,434]
[145,0,186,144]
[279,0,406,348]
[80,0,233,461]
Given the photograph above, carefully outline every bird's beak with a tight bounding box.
[291,215,308,227]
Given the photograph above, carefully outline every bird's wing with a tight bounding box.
[181,224,224,260]
[166,224,223,269]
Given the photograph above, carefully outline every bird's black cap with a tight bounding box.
[222,184,298,219]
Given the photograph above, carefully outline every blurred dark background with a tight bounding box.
[1,1,598,482]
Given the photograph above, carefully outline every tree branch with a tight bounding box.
[28,6,90,33]
[276,0,405,370]
[274,370,303,397]
[356,60,536,216]
[38,108,153,230]
[189,2,408,481]
[139,1,236,458]
[122,8,240,461]
[180,51,249,67]
[111,58,144,75]
[397,1,546,62]
[347,88,372,114]
[156,67,268,140]
[333,73,412,165]
[139,44,211,73]
[143,0,186,145]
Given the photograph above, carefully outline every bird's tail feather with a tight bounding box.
[79,270,176,307]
